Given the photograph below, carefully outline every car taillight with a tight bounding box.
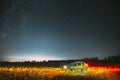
[85,63,88,67]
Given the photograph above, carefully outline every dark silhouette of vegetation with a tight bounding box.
[0,55,120,67]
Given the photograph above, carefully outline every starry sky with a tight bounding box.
[0,0,120,61]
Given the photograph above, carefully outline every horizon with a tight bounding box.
[1,54,120,62]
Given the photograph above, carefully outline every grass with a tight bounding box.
[0,66,120,80]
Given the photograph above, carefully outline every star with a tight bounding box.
[2,34,7,39]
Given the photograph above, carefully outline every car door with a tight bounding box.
[70,63,79,70]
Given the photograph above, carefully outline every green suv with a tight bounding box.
[63,61,88,75]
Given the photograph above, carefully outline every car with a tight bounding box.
[63,61,88,75]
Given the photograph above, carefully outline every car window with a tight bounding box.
[69,62,85,67]
[77,63,81,65]
[74,64,78,66]
[72,63,76,66]
[73,63,81,66]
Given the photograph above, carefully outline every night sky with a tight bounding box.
[0,0,120,61]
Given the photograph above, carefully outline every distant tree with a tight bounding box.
[32,60,36,62]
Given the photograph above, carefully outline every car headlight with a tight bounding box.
[63,65,67,69]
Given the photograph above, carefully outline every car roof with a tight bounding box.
[72,61,85,64]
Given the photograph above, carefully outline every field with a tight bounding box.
[0,66,120,80]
